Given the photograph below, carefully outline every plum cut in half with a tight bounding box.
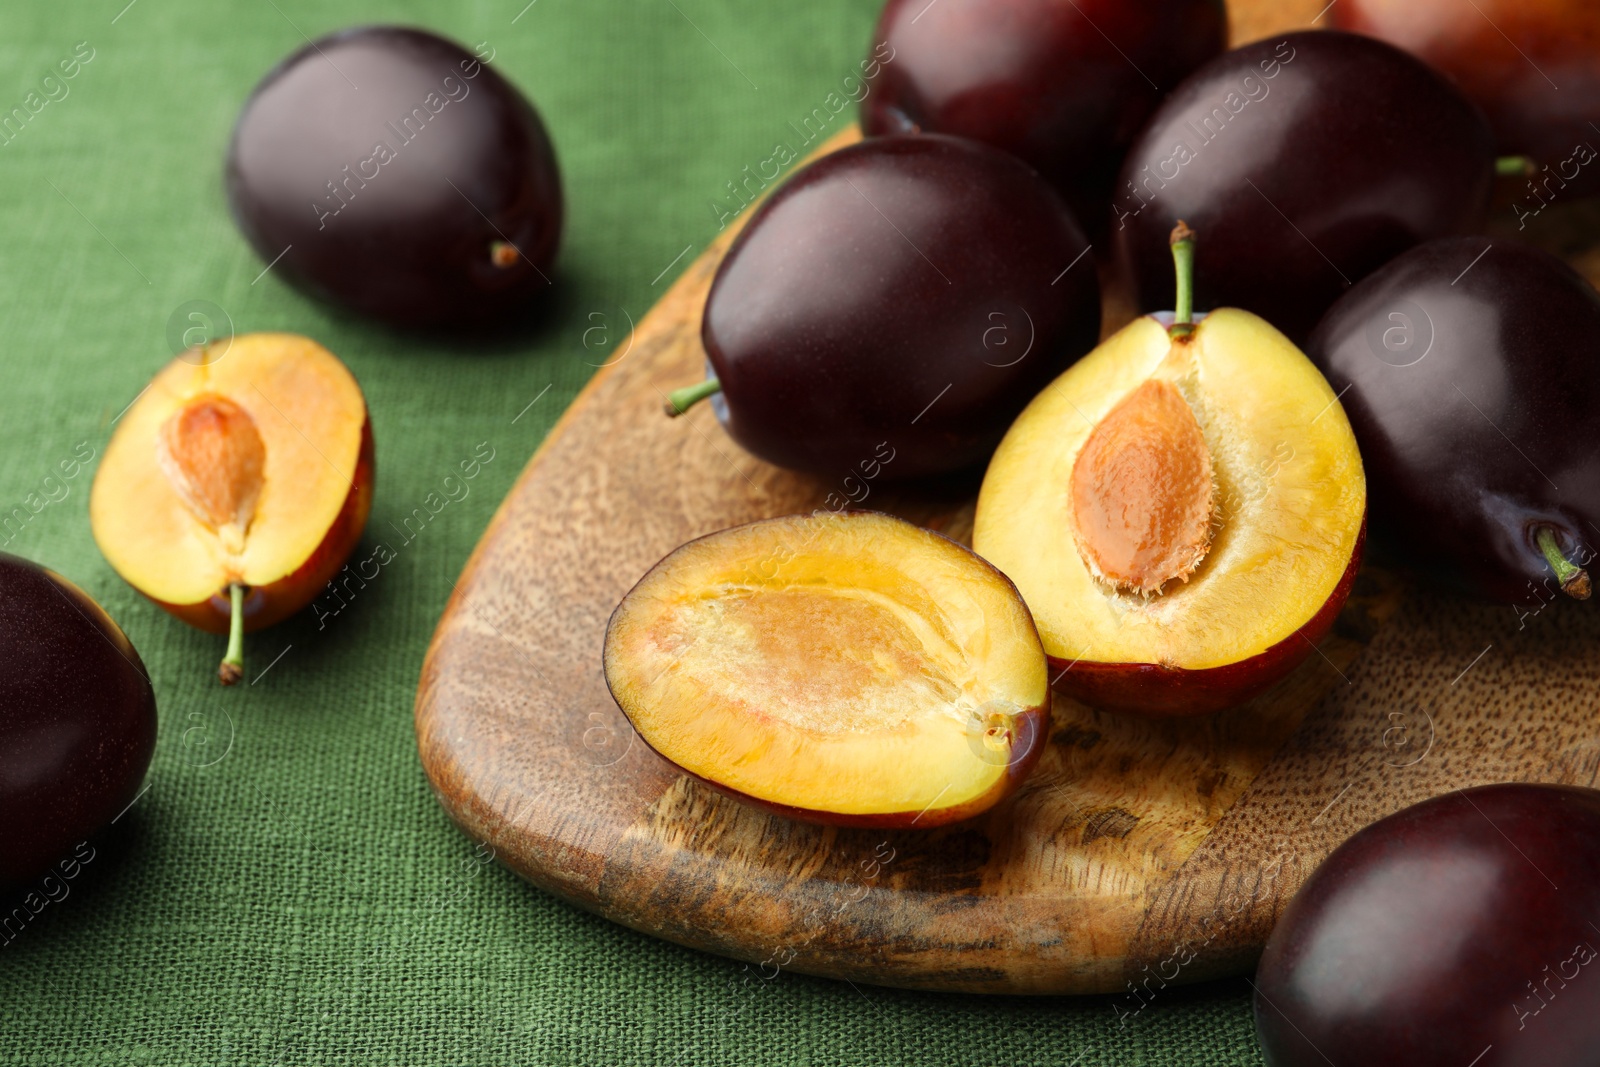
[91,333,373,683]
[602,512,1049,828]
[974,227,1366,715]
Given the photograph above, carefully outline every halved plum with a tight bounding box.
[603,512,1049,827]
[974,232,1366,715]
[91,333,373,682]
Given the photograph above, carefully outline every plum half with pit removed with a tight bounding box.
[604,512,1049,827]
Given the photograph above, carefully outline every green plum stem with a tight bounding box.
[664,377,722,417]
[1536,527,1591,600]
[219,582,245,686]
[1169,220,1196,339]
[1496,155,1535,178]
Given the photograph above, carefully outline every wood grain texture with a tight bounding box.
[416,1,1600,995]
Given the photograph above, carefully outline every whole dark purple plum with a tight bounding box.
[672,134,1099,481]
[1112,31,1495,343]
[1,554,157,887]
[861,0,1226,233]
[1329,0,1600,200]
[1256,783,1600,1067]
[227,26,562,328]
[1308,236,1600,606]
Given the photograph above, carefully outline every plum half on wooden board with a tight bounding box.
[1308,237,1599,606]
[1112,31,1496,343]
[666,134,1100,480]
[976,226,1366,715]
[227,26,562,328]
[0,554,157,886]
[602,512,1049,828]
[90,334,373,683]
[861,0,1227,233]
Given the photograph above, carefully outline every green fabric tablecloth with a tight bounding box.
[0,2,1266,1063]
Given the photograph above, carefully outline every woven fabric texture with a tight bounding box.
[0,2,1266,1063]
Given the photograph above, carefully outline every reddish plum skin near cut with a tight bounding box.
[1307,237,1600,604]
[227,26,562,328]
[1255,784,1600,1067]
[1112,31,1495,343]
[861,0,1226,232]
[1056,523,1364,716]
[0,554,157,887]
[702,135,1100,480]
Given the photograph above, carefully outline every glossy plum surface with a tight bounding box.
[1112,31,1495,343]
[702,134,1099,480]
[1256,783,1600,1067]
[0,554,157,886]
[227,26,562,328]
[861,0,1226,231]
[1332,0,1600,199]
[1308,237,1600,605]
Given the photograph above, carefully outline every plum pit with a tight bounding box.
[157,395,266,558]
[1070,377,1215,596]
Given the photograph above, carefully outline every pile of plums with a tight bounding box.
[21,3,1600,1056]
[210,13,1600,1065]
[640,0,1599,732]
[663,2,1600,617]
[628,3,1600,1062]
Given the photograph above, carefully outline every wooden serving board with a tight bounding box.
[416,4,1600,996]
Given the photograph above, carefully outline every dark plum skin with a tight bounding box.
[701,134,1099,480]
[227,26,562,328]
[1308,237,1600,605]
[1112,31,1495,343]
[1255,784,1600,1067]
[861,0,1226,233]
[0,554,157,887]
[1331,0,1600,199]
